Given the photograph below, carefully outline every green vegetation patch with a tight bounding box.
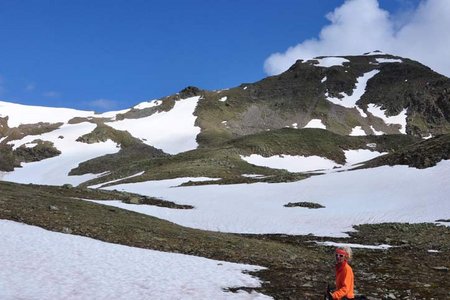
[70,124,168,176]
[361,133,450,169]
[227,128,419,165]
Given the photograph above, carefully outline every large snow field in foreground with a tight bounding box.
[97,160,450,237]
[0,220,270,300]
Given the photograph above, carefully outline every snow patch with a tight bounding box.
[350,126,366,136]
[219,97,227,102]
[304,119,326,129]
[356,107,367,118]
[326,70,380,118]
[133,99,162,110]
[89,171,146,189]
[24,142,38,148]
[375,58,402,64]
[313,57,350,68]
[315,241,392,250]
[367,105,407,134]
[3,123,120,186]
[370,126,384,135]
[0,220,269,300]
[344,149,386,165]
[107,96,201,154]
[321,76,327,83]
[241,174,267,178]
[427,249,440,253]
[240,154,341,173]
[0,100,94,128]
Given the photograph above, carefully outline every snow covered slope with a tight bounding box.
[0,101,95,127]
[106,96,201,154]
[0,220,269,300]
[0,96,202,184]
[2,122,119,185]
[94,160,450,237]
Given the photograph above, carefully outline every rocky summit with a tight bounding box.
[0,52,449,299]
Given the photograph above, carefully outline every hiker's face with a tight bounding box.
[335,253,345,263]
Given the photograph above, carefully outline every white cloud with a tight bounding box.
[264,0,450,77]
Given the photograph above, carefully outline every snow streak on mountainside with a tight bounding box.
[94,160,450,237]
[326,69,380,118]
[367,105,407,134]
[0,220,270,300]
[106,96,201,154]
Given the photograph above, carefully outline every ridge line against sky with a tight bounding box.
[0,0,447,112]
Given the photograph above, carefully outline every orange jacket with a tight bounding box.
[332,261,354,300]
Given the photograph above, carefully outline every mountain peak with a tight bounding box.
[179,86,202,98]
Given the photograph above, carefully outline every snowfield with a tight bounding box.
[93,160,450,237]
[2,122,120,186]
[240,149,385,172]
[0,220,270,300]
[0,100,94,128]
[107,96,201,154]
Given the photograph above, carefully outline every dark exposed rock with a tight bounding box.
[179,86,202,98]
[284,202,325,209]
[122,196,194,209]
[14,140,61,163]
[361,134,450,169]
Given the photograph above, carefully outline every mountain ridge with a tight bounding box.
[1,52,449,182]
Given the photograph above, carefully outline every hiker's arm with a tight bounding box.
[332,283,349,299]
[332,269,350,299]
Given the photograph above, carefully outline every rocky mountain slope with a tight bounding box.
[1,52,449,182]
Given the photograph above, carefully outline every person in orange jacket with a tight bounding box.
[327,246,355,300]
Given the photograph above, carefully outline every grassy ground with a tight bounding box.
[1,180,448,299]
[361,133,450,169]
[78,129,420,189]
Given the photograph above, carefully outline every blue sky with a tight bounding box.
[0,0,436,112]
